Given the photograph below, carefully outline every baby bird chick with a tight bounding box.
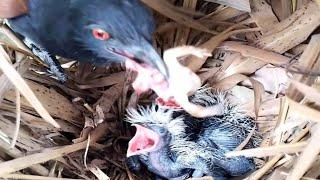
[125,88,261,179]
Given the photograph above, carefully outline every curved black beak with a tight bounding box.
[129,40,169,79]
[109,39,169,78]
[144,46,169,79]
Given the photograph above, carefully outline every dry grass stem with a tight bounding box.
[0,46,59,128]
[287,125,320,180]
[10,89,20,149]
[226,141,307,158]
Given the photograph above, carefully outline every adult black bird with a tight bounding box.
[4,0,168,82]
[125,88,261,180]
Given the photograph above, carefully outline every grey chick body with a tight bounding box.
[126,88,261,180]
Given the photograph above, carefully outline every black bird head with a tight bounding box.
[72,0,168,77]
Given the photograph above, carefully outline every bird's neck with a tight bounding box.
[148,146,187,178]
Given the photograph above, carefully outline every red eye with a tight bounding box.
[92,28,110,40]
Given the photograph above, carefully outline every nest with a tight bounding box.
[0,0,319,179]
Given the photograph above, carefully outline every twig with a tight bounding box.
[286,97,320,122]
[234,124,256,151]
[88,165,110,180]
[289,80,320,103]
[0,46,60,128]
[140,0,217,34]
[0,25,30,52]
[125,163,136,180]
[281,171,318,180]
[2,173,83,180]
[287,125,320,180]
[287,68,320,77]
[187,176,214,180]
[83,134,91,168]
[0,141,87,176]
[0,121,109,176]
[0,139,49,176]
[10,89,20,149]
[226,141,307,158]
[250,124,311,179]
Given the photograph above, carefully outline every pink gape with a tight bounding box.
[125,46,224,118]
[127,124,160,157]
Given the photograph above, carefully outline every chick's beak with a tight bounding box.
[127,124,160,157]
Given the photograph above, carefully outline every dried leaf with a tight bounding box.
[0,115,45,151]
[0,141,87,176]
[255,1,320,53]
[77,72,125,89]
[250,0,279,33]
[187,176,214,180]
[222,54,266,77]
[141,0,216,34]
[0,26,31,53]
[174,0,197,46]
[290,80,320,103]
[250,125,311,179]
[271,0,293,20]
[287,34,320,101]
[88,165,110,180]
[0,58,30,104]
[0,121,110,176]
[187,27,259,71]
[202,7,245,22]
[226,141,307,158]
[287,97,320,122]
[2,174,82,180]
[305,159,320,178]
[0,75,12,100]
[94,83,124,118]
[0,0,320,179]
[287,125,320,180]
[204,0,251,12]
[0,47,59,128]
[10,89,21,149]
[220,41,290,65]
[0,138,49,176]
[4,80,82,124]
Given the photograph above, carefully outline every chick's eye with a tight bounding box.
[92,28,110,40]
[158,128,166,134]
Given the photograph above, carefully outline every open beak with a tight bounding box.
[128,42,169,79]
[143,46,169,79]
[127,124,160,157]
[109,39,169,78]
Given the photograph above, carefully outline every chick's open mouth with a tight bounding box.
[127,124,160,157]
